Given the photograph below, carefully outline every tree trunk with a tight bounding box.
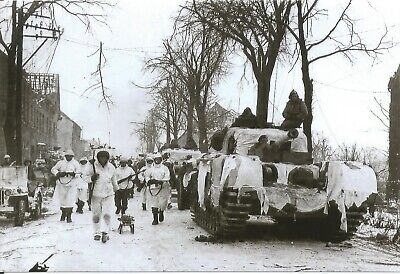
[255,77,270,128]
[186,95,194,146]
[388,65,400,201]
[166,97,171,144]
[172,117,179,140]
[297,0,313,154]
[195,103,208,153]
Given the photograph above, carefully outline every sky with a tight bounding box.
[10,0,400,156]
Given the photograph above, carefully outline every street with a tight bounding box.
[1,194,400,272]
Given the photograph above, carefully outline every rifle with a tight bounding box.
[88,149,97,210]
[29,253,54,272]
[117,174,133,185]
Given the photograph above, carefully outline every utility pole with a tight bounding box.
[11,3,63,164]
[388,65,400,202]
[14,8,24,164]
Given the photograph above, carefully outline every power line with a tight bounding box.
[314,80,388,94]
[62,37,163,54]
[60,87,98,100]
[314,94,341,148]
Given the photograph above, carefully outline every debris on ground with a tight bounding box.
[325,241,353,248]
[194,234,222,243]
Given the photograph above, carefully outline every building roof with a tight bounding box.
[59,111,82,130]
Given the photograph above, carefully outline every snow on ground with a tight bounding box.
[2,193,400,272]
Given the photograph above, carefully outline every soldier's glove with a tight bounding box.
[91,174,99,182]
[58,171,67,178]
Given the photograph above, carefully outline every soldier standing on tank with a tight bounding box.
[146,154,170,225]
[51,149,80,223]
[281,90,308,130]
[1,154,12,167]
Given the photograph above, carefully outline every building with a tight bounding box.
[1,50,86,161]
[207,102,238,131]
[24,73,60,160]
[0,51,60,161]
[177,103,238,147]
[56,111,84,158]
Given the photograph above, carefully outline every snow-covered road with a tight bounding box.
[1,193,400,272]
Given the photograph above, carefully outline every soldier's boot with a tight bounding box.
[151,207,159,225]
[76,200,84,214]
[80,201,85,214]
[101,232,109,243]
[94,233,101,241]
[66,208,73,223]
[142,203,146,211]
[115,207,121,214]
[159,210,164,222]
[75,201,80,213]
[60,207,66,221]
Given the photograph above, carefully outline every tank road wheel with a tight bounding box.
[14,199,26,227]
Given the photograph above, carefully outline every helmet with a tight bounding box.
[64,149,75,156]
[153,154,162,165]
[289,89,299,99]
[97,150,110,160]
[4,154,10,159]
[79,157,88,162]
[145,156,154,166]
[120,157,129,163]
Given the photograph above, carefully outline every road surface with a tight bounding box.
[1,193,400,272]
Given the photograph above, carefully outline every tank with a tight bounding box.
[188,127,378,241]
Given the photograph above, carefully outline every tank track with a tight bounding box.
[328,204,367,242]
[190,188,252,238]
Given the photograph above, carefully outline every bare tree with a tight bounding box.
[85,41,113,110]
[312,131,334,162]
[284,0,393,154]
[152,84,187,143]
[154,11,229,152]
[188,0,293,127]
[371,97,389,132]
[335,143,362,162]
[360,147,388,184]
[0,0,112,161]
[132,108,163,153]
